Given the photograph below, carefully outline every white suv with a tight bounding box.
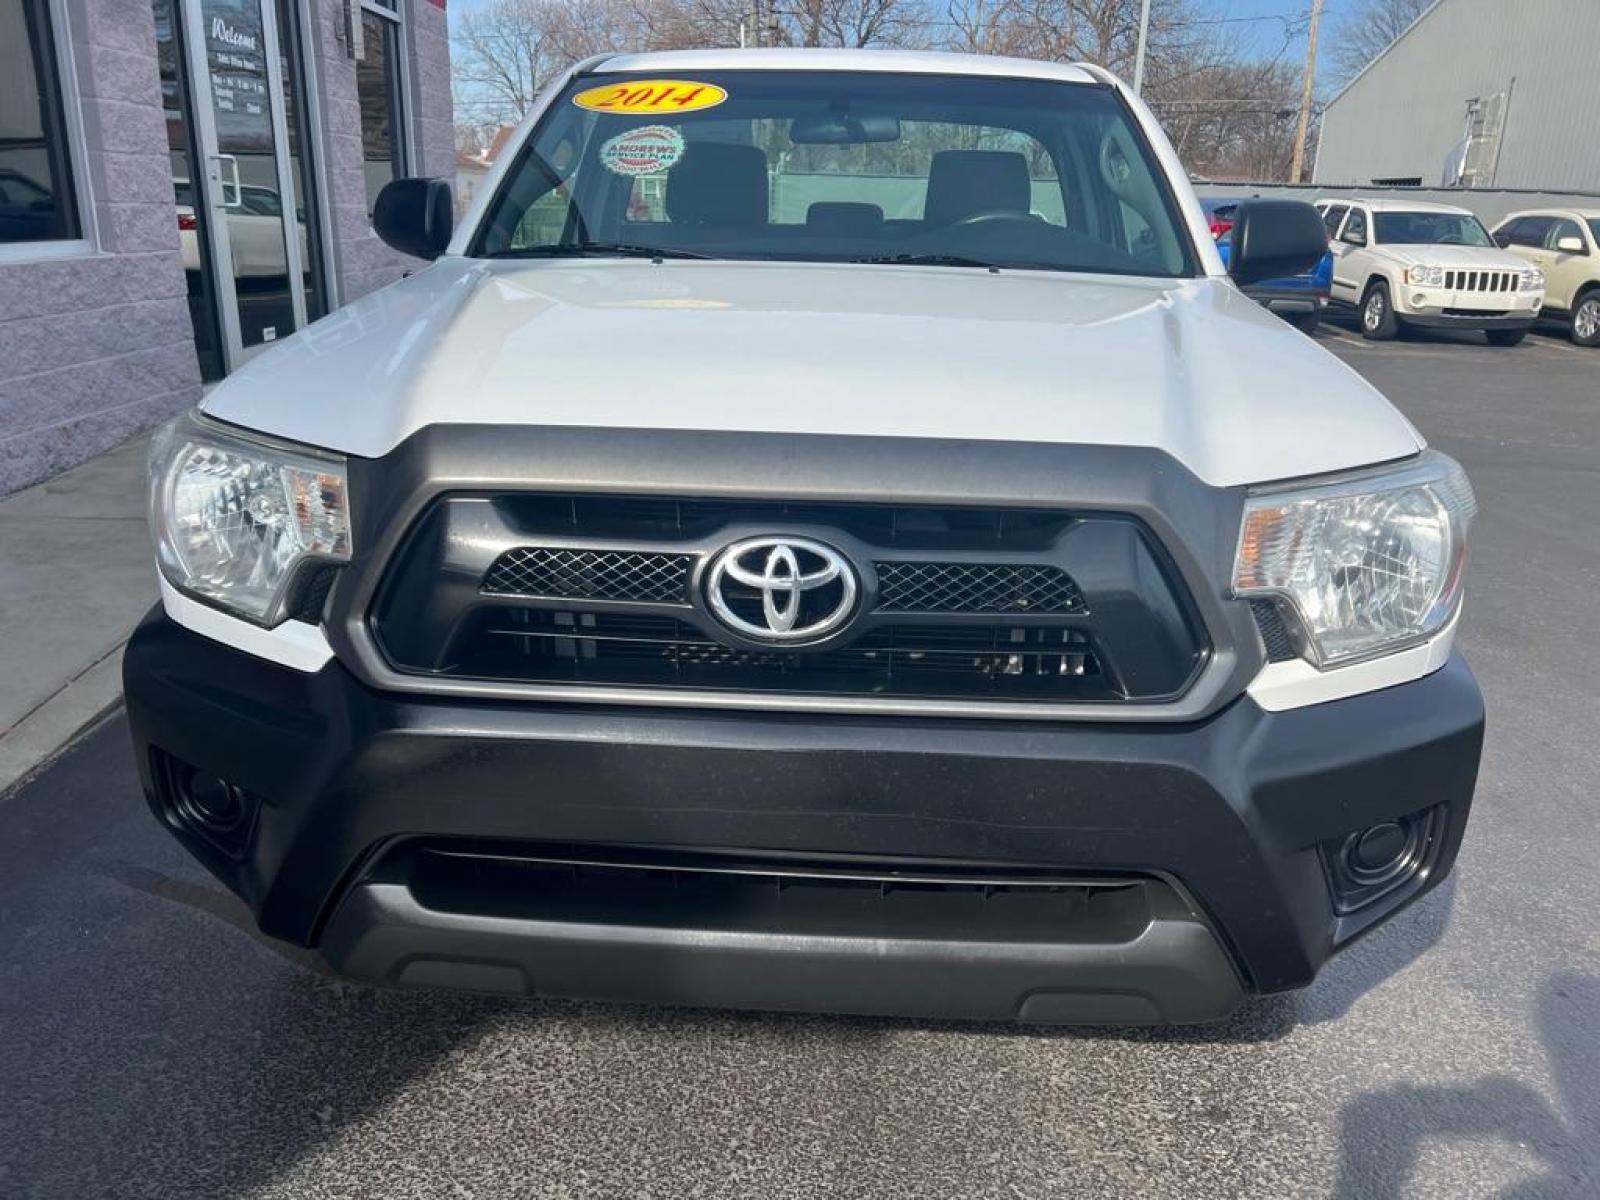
[1492,208,1600,347]
[1315,197,1543,344]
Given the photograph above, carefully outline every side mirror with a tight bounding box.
[1555,235,1586,254]
[1228,199,1328,287]
[373,177,453,260]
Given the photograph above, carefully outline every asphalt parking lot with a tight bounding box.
[2,321,1597,1200]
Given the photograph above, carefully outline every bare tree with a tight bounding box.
[789,0,914,48]
[452,0,695,126]
[1329,0,1430,84]
[450,0,1313,180]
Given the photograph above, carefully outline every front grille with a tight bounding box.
[874,561,1086,615]
[456,608,1104,700]
[1443,307,1509,317]
[1443,269,1517,293]
[483,547,691,603]
[371,495,1209,707]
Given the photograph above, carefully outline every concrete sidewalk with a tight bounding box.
[0,436,155,794]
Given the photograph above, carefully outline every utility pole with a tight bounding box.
[1132,0,1153,96]
[1290,0,1324,183]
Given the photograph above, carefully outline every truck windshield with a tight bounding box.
[471,70,1196,278]
[1373,211,1494,247]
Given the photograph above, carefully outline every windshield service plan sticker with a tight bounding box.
[573,79,728,116]
[598,125,685,177]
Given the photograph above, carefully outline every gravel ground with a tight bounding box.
[2,322,1597,1200]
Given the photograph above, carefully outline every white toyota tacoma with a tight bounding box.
[128,49,1484,1025]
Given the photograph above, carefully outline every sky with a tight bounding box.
[446,0,1356,87]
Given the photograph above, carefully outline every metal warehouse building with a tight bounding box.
[1314,0,1600,191]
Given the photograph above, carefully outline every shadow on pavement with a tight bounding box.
[1334,970,1600,1198]
[1295,872,1459,1026]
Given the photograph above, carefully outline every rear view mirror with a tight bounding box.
[789,112,901,144]
[373,177,453,260]
[1556,235,1586,254]
[1228,200,1328,287]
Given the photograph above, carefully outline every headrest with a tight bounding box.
[806,201,884,237]
[665,142,769,227]
[923,150,1031,225]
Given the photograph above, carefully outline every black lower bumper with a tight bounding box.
[124,610,1484,1024]
[1400,311,1537,331]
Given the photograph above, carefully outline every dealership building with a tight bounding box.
[1314,0,1600,191]
[0,0,453,495]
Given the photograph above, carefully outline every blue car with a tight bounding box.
[1214,212,1333,334]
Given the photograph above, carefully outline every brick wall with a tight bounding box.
[0,0,454,497]
[0,0,202,496]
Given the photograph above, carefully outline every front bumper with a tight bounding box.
[125,610,1484,1025]
[1400,311,1538,331]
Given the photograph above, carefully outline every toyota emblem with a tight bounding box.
[704,536,859,644]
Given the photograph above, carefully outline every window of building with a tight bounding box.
[0,0,80,245]
[355,2,407,218]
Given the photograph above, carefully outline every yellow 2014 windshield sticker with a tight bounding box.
[573,80,728,116]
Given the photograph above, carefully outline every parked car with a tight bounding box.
[1492,208,1600,347]
[1215,215,1332,333]
[127,50,1483,1027]
[1200,196,1238,240]
[1315,197,1543,344]
[175,178,310,281]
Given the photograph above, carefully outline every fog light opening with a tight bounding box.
[150,749,258,858]
[1323,805,1443,916]
[177,771,248,834]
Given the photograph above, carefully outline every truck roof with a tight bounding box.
[589,47,1102,87]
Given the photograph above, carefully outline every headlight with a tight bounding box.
[1520,268,1544,292]
[149,412,351,625]
[1232,452,1474,667]
[1405,265,1444,286]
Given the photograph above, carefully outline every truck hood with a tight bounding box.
[1376,243,1531,270]
[204,257,1423,488]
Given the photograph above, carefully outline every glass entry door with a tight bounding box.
[178,0,312,369]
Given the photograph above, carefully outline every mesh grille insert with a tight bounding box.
[875,561,1087,615]
[483,548,692,604]
[1249,598,1300,663]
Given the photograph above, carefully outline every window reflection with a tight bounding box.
[0,0,80,244]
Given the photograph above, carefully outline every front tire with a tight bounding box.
[1485,328,1527,347]
[1572,291,1600,347]
[1361,282,1398,340]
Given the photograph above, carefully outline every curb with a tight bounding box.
[0,642,127,799]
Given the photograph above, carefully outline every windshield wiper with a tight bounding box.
[851,252,1004,271]
[485,241,715,261]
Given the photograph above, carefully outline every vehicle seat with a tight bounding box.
[666,142,769,227]
[806,202,884,237]
[923,150,1031,225]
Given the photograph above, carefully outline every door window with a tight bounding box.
[1322,204,1348,237]
[1546,219,1584,251]
[1493,217,1523,248]
[1341,208,1367,245]
[1508,215,1555,247]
